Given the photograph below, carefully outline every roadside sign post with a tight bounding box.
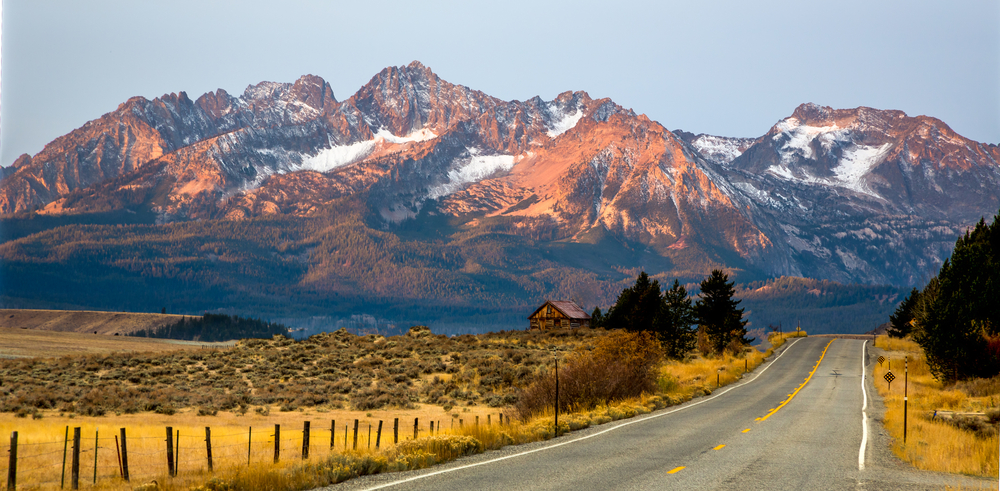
[903,357,908,444]
[877,356,885,367]
[884,371,895,391]
[554,355,560,437]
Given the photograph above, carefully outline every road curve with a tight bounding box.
[328,338,993,490]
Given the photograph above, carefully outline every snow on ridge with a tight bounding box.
[773,117,851,163]
[300,140,377,173]
[692,135,751,164]
[547,106,584,138]
[832,143,893,193]
[427,150,519,199]
[375,128,437,144]
[297,128,438,173]
[765,142,892,197]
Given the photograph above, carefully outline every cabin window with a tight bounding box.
[546,305,552,315]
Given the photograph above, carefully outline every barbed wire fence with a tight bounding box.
[3,413,505,489]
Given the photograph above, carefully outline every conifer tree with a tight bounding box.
[605,272,662,332]
[655,279,697,359]
[888,288,919,338]
[695,270,752,354]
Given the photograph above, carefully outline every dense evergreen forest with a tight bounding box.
[130,313,290,341]
[889,210,1000,381]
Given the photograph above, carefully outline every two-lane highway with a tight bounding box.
[330,338,992,490]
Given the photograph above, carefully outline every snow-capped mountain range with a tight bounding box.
[3,61,998,287]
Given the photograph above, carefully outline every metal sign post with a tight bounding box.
[903,357,908,444]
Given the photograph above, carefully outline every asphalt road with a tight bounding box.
[329,338,994,490]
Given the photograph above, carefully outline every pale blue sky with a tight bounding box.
[2,0,998,167]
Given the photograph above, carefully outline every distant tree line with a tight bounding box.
[889,210,1000,382]
[592,270,752,359]
[130,313,290,342]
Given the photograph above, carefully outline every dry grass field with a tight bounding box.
[0,309,187,335]
[0,325,792,490]
[872,335,1000,477]
[0,327,230,359]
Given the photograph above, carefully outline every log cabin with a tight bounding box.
[528,300,591,330]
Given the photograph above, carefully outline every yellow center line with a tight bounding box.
[713,444,726,450]
[757,339,834,423]
[742,428,751,433]
[667,466,686,474]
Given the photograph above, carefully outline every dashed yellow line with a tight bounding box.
[742,428,751,433]
[757,340,834,423]
[713,444,726,450]
[667,466,686,474]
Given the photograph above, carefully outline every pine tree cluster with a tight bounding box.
[889,210,1000,381]
[593,270,752,357]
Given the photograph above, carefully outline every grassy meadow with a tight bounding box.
[0,327,796,490]
[872,335,1000,477]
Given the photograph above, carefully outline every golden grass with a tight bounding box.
[658,347,767,404]
[871,335,998,477]
[766,330,807,351]
[0,327,223,359]
[0,404,502,490]
[0,339,788,490]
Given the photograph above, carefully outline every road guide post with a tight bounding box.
[903,356,908,444]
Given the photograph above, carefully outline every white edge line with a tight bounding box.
[859,340,868,471]
[359,338,805,491]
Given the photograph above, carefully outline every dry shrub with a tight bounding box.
[514,330,663,419]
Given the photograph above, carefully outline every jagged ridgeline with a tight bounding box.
[130,313,289,341]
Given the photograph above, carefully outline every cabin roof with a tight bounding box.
[528,300,591,320]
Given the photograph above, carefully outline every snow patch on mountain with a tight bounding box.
[375,128,437,144]
[300,140,377,173]
[773,118,851,163]
[427,152,519,199]
[832,143,893,194]
[691,135,753,165]
[547,108,584,138]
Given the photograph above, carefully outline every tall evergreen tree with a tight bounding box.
[888,288,920,338]
[655,280,697,359]
[591,306,604,328]
[912,211,1000,381]
[605,272,662,332]
[695,270,752,354]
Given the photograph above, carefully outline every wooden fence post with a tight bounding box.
[414,418,418,440]
[475,416,479,427]
[273,424,280,463]
[61,426,68,489]
[376,421,383,448]
[247,427,252,467]
[352,420,359,450]
[92,430,99,484]
[330,420,335,449]
[430,421,434,435]
[165,427,174,478]
[487,415,491,426]
[205,427,213,472]
[344,424,347,451]
[174,430,180,477]
[7,431,16,491]
[302,421,310,459]
[71,427,81,490]
[367,423,371,449]
[115,435,123,479]
[393,418,399,444]
[120,428,129,482]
